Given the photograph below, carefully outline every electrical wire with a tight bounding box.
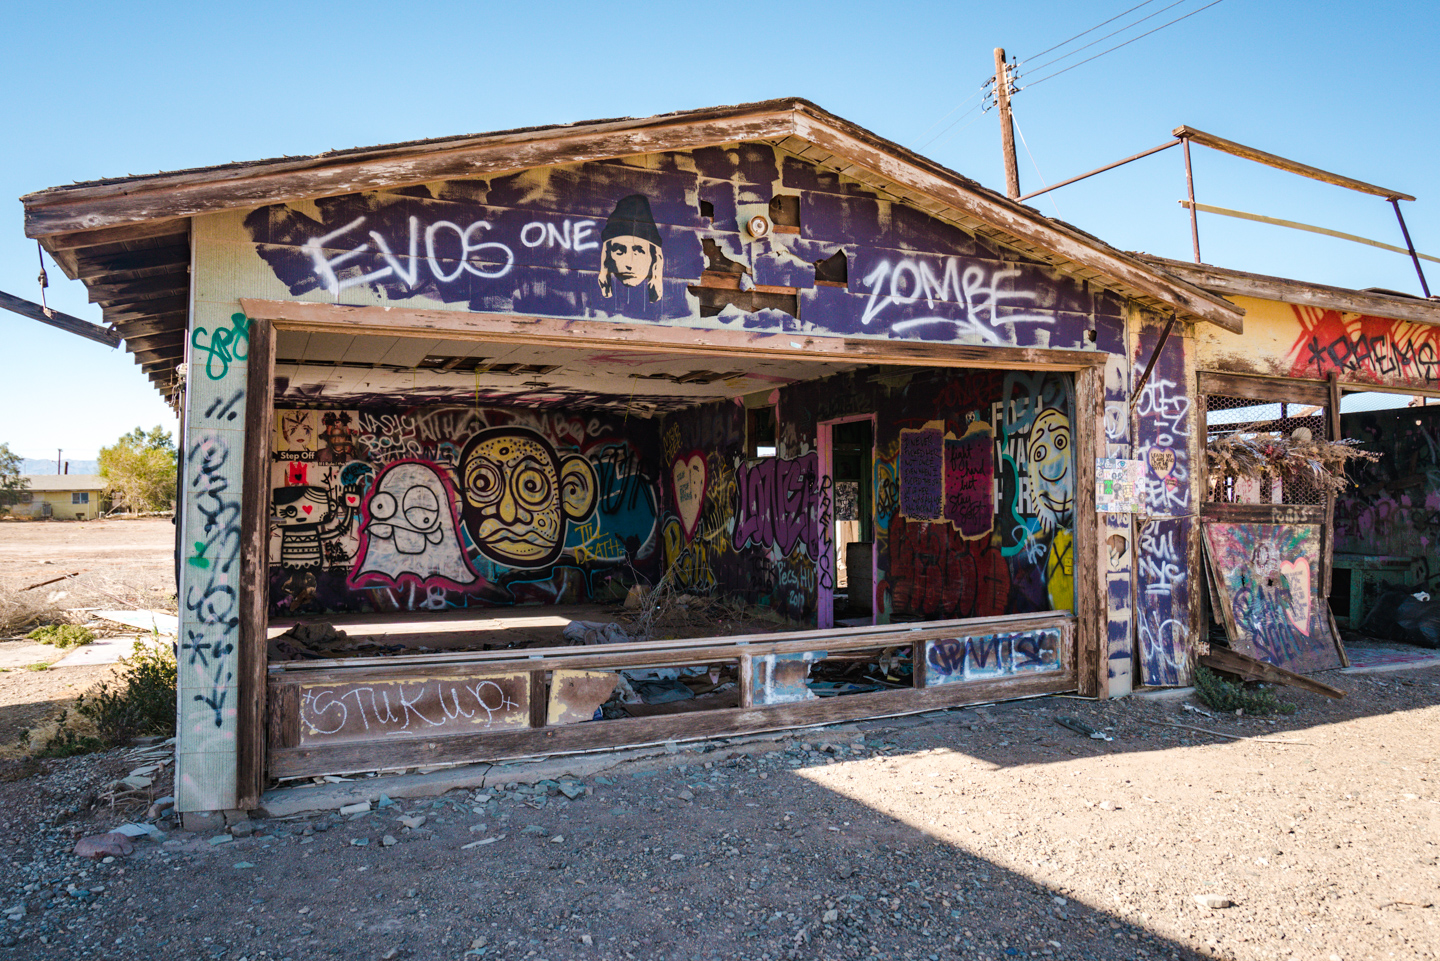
[1011,114,1060,219]
[1022,0,1160,62]
[1022,0,1189,77]
[912,84,988,147]
[917,100,987,152]
[925,107,991,153]
[1023,0,1229,89]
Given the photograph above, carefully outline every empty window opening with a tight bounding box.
[768,195,801,233]
[698,199,715,220]
[748,406,778,459]
[814,250,849,288]
[690,240,799,318]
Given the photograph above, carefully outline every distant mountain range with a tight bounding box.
[21,458,99,476]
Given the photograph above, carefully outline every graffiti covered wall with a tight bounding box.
[269,406,662,614]
[657,365,1082,624]
[218,146,1110,351]
[1132,310,1196,686]
[1197,296,1440,392]
[1335,403,1440,589]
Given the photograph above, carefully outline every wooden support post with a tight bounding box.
[738,653,754,709]
[994,48,1020,200]
[912,640,928,689]
[1074,364,1104,697]
[1183,137,1201,264]
[528,671,547,729]
[236,317,276,810]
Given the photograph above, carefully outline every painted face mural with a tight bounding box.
[317,411,367,463]
[277,410,315,452]
[1025,406,1073,531]
[460,428,599,569]
[597,194,664,303]
[351,461,477,588]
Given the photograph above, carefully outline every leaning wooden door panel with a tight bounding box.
[298,672,530,744]
[1201,522,1343,674]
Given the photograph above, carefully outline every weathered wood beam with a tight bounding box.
[1200,645,1345,699]
[42,217,189,251]
[1174,126,1414,202]
[102,295,189,324]
[0,289,120,347]
[87,273,190,305]
[241,298,1111,372]
[112,313,187,339]
[121,331,185,353]
[24,108,799,236]
[1142,254,1440,329]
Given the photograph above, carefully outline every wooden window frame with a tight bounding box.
[235,298,1111,787]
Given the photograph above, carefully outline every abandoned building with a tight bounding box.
[19,98,1436,817]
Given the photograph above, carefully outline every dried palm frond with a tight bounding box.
[1207,425,1380,495]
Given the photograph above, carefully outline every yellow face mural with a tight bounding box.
[460,428,598,569]
[1025,407,1073,530]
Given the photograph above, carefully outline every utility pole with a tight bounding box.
[56,449,61,474]
[994,47,1020,199]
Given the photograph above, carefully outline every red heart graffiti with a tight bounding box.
[301,505,313,515]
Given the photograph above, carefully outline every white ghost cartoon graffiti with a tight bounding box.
[350,461,477,588]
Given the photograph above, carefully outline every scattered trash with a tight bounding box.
[1054,715,1112,741]
[1183,703,1214,718]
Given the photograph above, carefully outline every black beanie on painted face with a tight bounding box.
[601,194,663,247]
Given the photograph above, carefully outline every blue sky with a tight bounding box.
[2,0,1436,461]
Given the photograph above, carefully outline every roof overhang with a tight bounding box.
[1139,254,1440,328]
[20,99,1245,399]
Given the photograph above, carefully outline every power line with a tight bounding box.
[1011,114,1061,219]
[1022,0,1189,76]
[1022,0,1161,63]
[1023,0,1229,89]
[917,100,987,152]
[913,84,988,146]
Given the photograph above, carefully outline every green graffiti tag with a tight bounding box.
[188,540,211,568]
[191,312,251,381]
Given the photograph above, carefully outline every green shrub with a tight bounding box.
[74,643,177,748]
[25,624,96,649]
[1193,664,1296,716]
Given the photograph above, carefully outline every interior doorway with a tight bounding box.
[818,414,876,630]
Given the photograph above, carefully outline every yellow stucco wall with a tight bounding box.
[1196,294,1440,393]
[8,489,102,520]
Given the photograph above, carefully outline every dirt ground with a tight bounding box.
[0,517,175,750]
[0,518,1437,959]
[0,516,177,610]
[0,664,1433,961]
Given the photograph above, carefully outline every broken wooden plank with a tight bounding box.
[0,290,119,347]
[547,670,619,726]
[1200,646,1345,699]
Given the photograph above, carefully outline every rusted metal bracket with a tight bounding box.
[1129,310,1179,409]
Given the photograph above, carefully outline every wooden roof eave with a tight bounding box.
[1138,254,1440,329]
[22,98,1243,334]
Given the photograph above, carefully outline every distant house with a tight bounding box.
[8,475,109,520]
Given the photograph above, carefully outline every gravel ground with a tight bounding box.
[0,666,1435,961]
